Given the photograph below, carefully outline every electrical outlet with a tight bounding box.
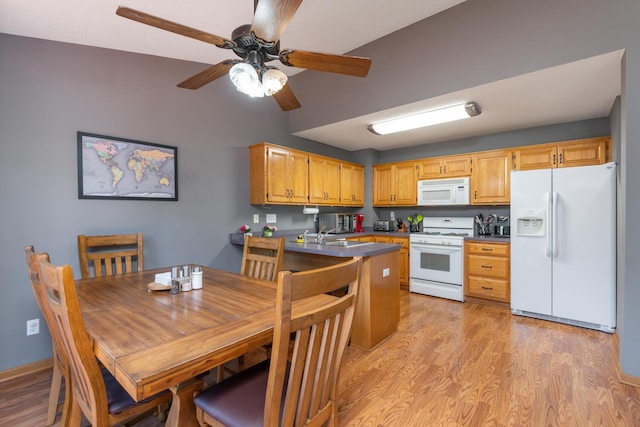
[253,213,260,224]
[27,318,39,336]
[390,211,395,221]
[266,214,277,223]
[383,268,390,277]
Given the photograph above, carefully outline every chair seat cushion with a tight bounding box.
[194,360,277,427]
[102,367,169,415]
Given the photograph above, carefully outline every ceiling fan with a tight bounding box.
[116,1,372,111]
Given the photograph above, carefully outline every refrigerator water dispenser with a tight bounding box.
[515,209,545,236]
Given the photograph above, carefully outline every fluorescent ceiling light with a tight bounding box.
[368,102,481,135]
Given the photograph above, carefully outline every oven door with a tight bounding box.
[410,242,463,285]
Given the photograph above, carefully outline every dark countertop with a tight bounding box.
[465,235,511,243]
[230,231,402,258]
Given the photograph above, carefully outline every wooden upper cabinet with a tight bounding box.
[513,137,610,170]
[340,163,364,206]
[308,154,341,205]
[250,142,364,206]
[417,155,471,179]
[373,161,417,206]
[250,143,309,205]
[471,149,511,205]
[557,137,609,168]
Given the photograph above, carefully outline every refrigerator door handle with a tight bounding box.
[546,192,552,257]
[552,191,559,257]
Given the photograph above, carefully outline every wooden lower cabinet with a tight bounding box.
[464,240,510,305]
[372,235,409,288]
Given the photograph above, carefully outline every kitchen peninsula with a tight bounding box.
[230,233,401,349]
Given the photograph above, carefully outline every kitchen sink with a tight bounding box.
[321,240,373,247]
[289,239,373,248]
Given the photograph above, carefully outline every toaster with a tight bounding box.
[374,220,393,231]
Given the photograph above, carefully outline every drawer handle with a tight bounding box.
[481,248,493,252]
[481,286,494,290]
[481,265,493,269]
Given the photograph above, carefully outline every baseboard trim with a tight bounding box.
[0,358,53,383]
[614,333,640,388]
[620,372,640,388]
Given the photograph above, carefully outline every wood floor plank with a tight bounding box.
[1,290,639,426]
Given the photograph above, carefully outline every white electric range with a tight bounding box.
[409,217,474,302]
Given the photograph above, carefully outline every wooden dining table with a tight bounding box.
[76,266,335,427]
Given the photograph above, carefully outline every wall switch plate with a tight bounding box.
[27,318,39,336]
[390,211,395,221]
[266,214,277,223]
[383,268,390,277]
[253,213,260,224]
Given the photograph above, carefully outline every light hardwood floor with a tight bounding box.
[2,290,639,426]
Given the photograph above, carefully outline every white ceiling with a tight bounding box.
[0,0,622,151]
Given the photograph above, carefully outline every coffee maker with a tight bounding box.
[355,214,365,232]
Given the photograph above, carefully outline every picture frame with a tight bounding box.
[77,131,178,201]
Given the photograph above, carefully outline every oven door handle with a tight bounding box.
[410,243,461,255]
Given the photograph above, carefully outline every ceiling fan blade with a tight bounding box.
[251,0,303,43]
[280,49,372,77]
[272,83,301,111]
[116,7,235,49]
[177,62,234,90]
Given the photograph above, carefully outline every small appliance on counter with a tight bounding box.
[374,220,393,231]
[493,225,510,236]
[318,213,355,234]
[355,214,365,232]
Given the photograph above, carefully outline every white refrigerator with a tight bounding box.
[510,162,616,332]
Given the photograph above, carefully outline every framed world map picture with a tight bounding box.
[77,132,178,201]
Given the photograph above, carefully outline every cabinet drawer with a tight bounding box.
[467,255,509,279]
[391,237,409,249]
[467,242,509,257]
[467,276,509,301]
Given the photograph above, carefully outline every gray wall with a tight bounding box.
[3,0,640,379]
[0,34,355,370]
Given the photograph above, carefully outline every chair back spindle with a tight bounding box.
[78,233,143,279]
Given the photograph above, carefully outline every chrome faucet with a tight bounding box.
[303,229,309,243]
[318,227,338,244]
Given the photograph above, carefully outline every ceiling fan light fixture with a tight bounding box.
[262,68,288,96]
[229,63,264,98]
[368,102,481,135]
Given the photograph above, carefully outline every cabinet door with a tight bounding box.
[372,164,394,205]
[442,155,471,177]
[266,146,294,203]
[352,164,365,206]
[288,150,310,204]
[557,138,608,168]
[514,145,557,170]
[308,155,340,205]
[417,159,443,179]
[471,150,511,205]
[340,163,365,206]
[394,162,417,205]
[392,237,409,286]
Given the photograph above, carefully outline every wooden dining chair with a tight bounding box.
[219,235,286,380]
[194,256,362,427]
[24,246,70,426]
[37,257,172,426]
[240,234,285,281]
[77,232,143,279]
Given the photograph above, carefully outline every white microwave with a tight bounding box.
[417,177,470,206]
